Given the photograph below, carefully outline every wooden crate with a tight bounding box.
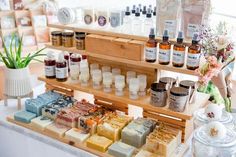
[86,34,145,61]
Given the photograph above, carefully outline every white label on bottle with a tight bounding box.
[187,24,199,38]
[45,66,55,77]
[187,53,201,67]
[172,50,185,64]
[145,47,157,60]
[159,49,170,63]
[164,20,176,38]
[56,67,68,79]
[70,61,80,67]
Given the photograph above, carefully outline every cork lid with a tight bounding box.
[159,77,176,84]
[180,80,196,89]
[151,83,166,92]
[170,87,188,96]
[51,31,62,36]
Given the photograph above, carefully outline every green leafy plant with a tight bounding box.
[0,34,46,69]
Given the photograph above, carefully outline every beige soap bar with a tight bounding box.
[135,150,160,157]
[31,116,53,131]
[86,135,113,152]
[65,128,90,143]
[97,122,121,141]
[45,123,70,138]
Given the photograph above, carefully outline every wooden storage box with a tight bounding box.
[85,34,145,61]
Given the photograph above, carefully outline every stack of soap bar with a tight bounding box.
[65,128,90,143]
[86,135,113,152]
[14,111,36,123]
[108,141,135,157]
[31,116,53,131]
[56,100,99,128]
[145,125,181,157]
[121,118,157,148]
[135,150,158,157]
[42,96,76,120]
[25,91,62,116]
[45,123,70,138]
[97,113,133,141]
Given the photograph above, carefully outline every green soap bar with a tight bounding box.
[14,110,36,123]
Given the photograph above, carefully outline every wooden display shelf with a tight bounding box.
[45,44,196,76]
[7,116,189,157]
[48,23,192,45]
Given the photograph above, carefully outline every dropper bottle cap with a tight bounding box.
[163,30,169,41]
[58,52,65,62]
[142,6,147,15]
[132,5,136,14]
[125,6,130,16]
[146,8,152,18]
[149,28,155,39]
[135,8,140,17]
[192,33,199,44]
[46,51,54,59]
[177,31,184,43]
[138,4,142,12]
[153,6,156,16]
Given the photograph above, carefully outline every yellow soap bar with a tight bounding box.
[97,122,121,141]
[86,135,113,152]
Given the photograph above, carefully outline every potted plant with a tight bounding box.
[0,34,45,99]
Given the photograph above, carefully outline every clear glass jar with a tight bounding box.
[194,108,234,130]
[193,124,236,157]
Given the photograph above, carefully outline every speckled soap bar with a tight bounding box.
[14,110,36,123]
[108,141,135,157]
[31,116,53,131]
[86,135,113,152]
[65,128,90,143]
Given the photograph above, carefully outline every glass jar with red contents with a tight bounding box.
[64,51,70,72]
[70,53,81,68]
[56,53,68,82]
[44,51,56,78]
[81,55,87,61]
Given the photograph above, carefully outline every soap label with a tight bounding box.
[173,50,185,64]
[145,47,157,60]
[187,24,199,38]
[187,53,201,67]
[84,15,92,25]
[169,94,188,112]
[164,20,176,38]
[98,16,107,26]
[45,65,55,77]
[70,61,80,67]
[159,49,170,63]
[110,12,121,28]
[56,67,68,79]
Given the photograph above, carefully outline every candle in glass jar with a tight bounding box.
[70,65,79,83]
[79,67,89,86]
[92,69,102,89]
[137,74,147,96]
[102,66,111,73]
[115,75,125,96]
[103,72,112,93]
[129,78,140,100]
[112,68,121,83]
[126,71,136,84]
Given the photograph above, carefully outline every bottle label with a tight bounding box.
[173,50,185,64]
[159,49,170,63]
[164,20,176,38]
[187,53,201,67]
[56,67,68,79]
[145,47,157,60]
[45,65,55,77]
[70,61,80,67]
[187,24,199,38]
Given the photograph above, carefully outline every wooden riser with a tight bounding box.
[7,116,189,157]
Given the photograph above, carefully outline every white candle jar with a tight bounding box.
[126,71,136,85]
[137,74,147,96]
[129,78,140,100]
[79,67,89,86]
[70,65,79,83]
[115,75,125,96]
[112,68,121,83]
[103,72,112,93]
[102,66,111,73]
[92,69,102,89]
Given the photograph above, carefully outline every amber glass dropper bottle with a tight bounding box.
[172,31,186,67]
[145,28,157,63]
[159,30,171,65]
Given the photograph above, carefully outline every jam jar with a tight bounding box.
[180,80,196,95]
[56,53,68,82]
[75,32,85,50]
[193,108,234,130]
[150,83,167,107]
[159,77,176,85]
[169,87,189,112]
[193,124,236,157]
[51,31,62,46]
[44,52,56,79]
[62,32,74,47]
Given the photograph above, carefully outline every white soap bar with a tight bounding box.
[65,128,90,143]
[135,150,157,157]
[31,116,53,131]
[45,123,70,138]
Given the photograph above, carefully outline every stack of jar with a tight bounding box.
[51,31,86,50]
[150,76,196,112]
[145,28,201,70]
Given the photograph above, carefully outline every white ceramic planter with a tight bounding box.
[4,67,32,97]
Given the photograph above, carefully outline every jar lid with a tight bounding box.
[159,77,176,84]
[194,124,236,147]
[62,32,74,37]
[170,87,188,96]
[151,83,166,92]
[180,80,195,89]
[51,31,62,36]
[194,108,233,125]
[75,32,85,35]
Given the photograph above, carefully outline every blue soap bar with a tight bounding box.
[25,98,48,116]
[108,141,135,157]
[14,111,36,123]
[38,91,62,104]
